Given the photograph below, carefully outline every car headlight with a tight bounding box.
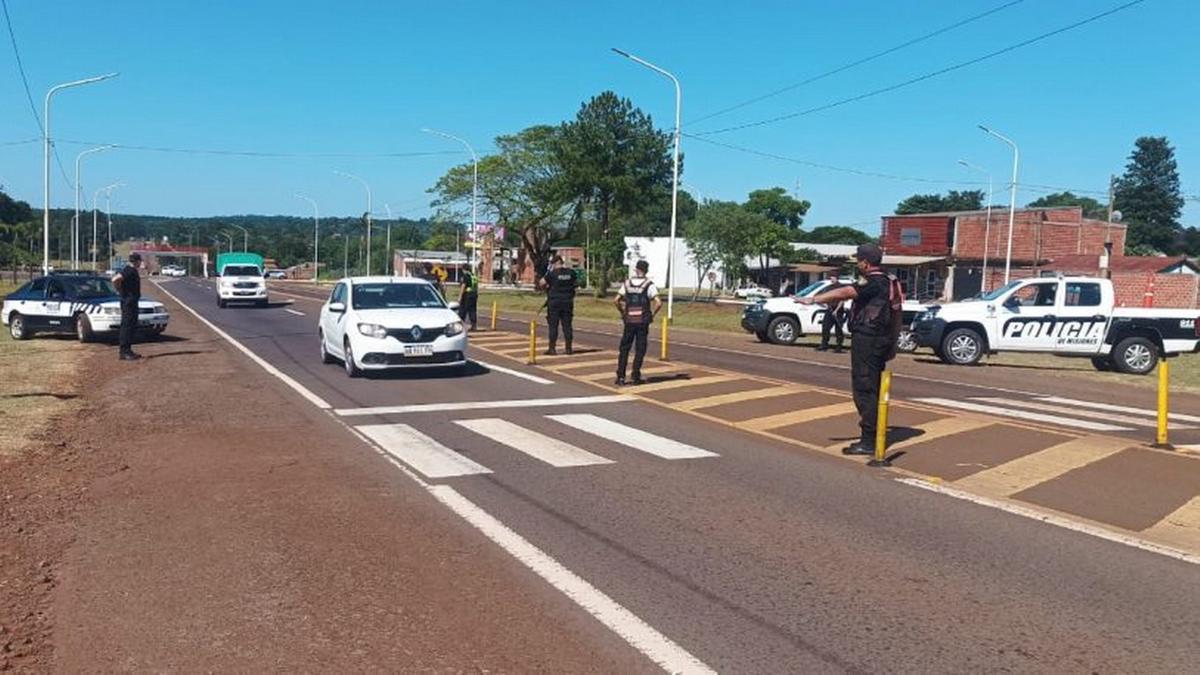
[104,306,121,315]
[357,323,388,339]
[918,309,939,322]
[444,321,464,337]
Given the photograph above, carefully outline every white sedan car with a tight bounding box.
[318,276,467,376]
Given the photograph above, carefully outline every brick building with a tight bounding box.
[1049,254,1200,308]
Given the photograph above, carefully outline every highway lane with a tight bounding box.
[157,278,1200,672]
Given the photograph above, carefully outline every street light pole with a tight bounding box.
[43,73,119,274]
[383,203,393,276]
[612,48,682,320]
[106,184,124,267]
[957,159,993,292]
[74,145,113,270]
[94,182,122,270]
[229,223,249,252]
[334,171,372,276]
[219,232,234,253]
[978,125,1019,285]
[421,128,478,270]
[296,194,319,283]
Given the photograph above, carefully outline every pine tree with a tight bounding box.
[1114,136,1184,253]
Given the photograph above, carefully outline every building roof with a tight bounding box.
[789,243,858,257]
[1049,254,1198,273]
[883,255,945,266]
[883,206,1081,219]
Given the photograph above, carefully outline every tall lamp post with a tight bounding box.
[612,48,681,320]
[296,194,320,283]
[957,159,993,292]
[230,223,249,252]
[94,182,122,270]
[334,171,372,275]
[74,144,113,269]
[421,128,477,270]
[43,73,119,274]
[383,203,393,276]
[978,125,1019,285]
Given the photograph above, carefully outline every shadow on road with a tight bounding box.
[362,361,488,381]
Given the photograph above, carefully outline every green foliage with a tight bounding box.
[1025,191,1107,219]
[1114,136,1184,253]
[895,190,984,214]
[423,217,460,251]
[799,225,874,245]
[744,187,810,230]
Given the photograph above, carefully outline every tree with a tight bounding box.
[683,215,721,299]
[894,190,984,214]
[1114,136,1184,253]
[799,226,875,245]
[1025,191,1107,219]
[423,216,460,251]
[744,187,810,230]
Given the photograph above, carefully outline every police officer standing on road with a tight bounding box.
[614,259,662,386]
[797,244,901,455]
[817,271,847,353]
[457,268,479,331]
[111,252,143,361]
[538,255,577,355]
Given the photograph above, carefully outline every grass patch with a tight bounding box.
[478,288,745,333]
[974,350,1200,393]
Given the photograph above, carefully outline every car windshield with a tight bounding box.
[796,281,826,297]
[352,283,445,310]
[64,277,117,299]
[223,265,260,277]
[979,280,1022,302]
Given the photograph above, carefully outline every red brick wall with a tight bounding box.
[952,210,1125,263]
[881,216,952,255]
[1112,273,1200,308]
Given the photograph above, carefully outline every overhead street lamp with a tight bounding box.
[74,144,113,269]
[296,194,319,283]
[43,72,119,274]
[218,231,234,253]
[230,223,249,252]
[612,48,682,321]
[331,232,349,278]
[383,203,393,276]
[421,128,478,270]
[105,184,124,268]
[334,170,372,276]
[93,182,122,270]
[957,159,994,293]
[978,124,1019,285]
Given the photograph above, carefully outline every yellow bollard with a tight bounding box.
[527,319,537,365]
[660,317,670,361]
[869,371,893,467]
[1156,357,1170,447]
[490,299,498,331]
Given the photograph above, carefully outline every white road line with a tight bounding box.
[357,423,492,478]
[285,308,306,316]
[1038,395,1200,424]
[912,397,1131,432]
[456,418,613,468]
[549,414,719,460]
[152,281,331,409]
[972,397,1190,429]
[429,485,715,673]
[334,394,633,417]
[472,359,553,384]
[896,478,1200,566]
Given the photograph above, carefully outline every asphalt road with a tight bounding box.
[156,278,1200,672]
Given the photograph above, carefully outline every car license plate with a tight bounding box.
[403,344,433,357]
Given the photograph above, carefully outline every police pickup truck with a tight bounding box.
[911,276,1200,374]
[2,273,169,341]
[741,278,928,351]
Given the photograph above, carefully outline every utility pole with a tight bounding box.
[1104,174,1117,279]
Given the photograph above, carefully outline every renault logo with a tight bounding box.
[410,326,423,340]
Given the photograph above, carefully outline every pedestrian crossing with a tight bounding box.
[913,395,1197,433]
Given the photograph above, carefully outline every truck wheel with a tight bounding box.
[896,329,917,354]
[75,314,94,343]
[9,313,29,340]
[1112,337,1158,375]
[766,316,799,345]
[1090,356,1113,372]
[941,328,983,366]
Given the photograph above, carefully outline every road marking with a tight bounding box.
[270,288,327,303]
[548,358,617,371]
[953,436,1132,496]
[884,416,994,452]
[673,385,804,412]
[428,485,716,673]
[475,339,532,348]
[334,394,634,417]
[913,397,1131,432]
[897,477,1200,565]
[284,308,306,316]
[1037,396,1200,424]
[1142,496,1200,550]
[738,401,858,432]
[973,396,1191,429]
[151,281,332,409]
[472,359,554,384]
[357,423,492,478]
[549,414,718,460]
[628,374,737,393]
[457,418,613,467]
[580,364,684,381]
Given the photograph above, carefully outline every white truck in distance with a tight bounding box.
[911,276,1200,374]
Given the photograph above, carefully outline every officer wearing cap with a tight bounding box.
[797,243,899,455]
[112,252,143,361]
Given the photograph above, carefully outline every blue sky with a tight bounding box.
[1,0,1196,233]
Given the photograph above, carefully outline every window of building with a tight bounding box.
[1065,282,1101,307]
[900,228,921,247]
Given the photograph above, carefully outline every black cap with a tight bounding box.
[129,252,142,262]
[635,259,649,272]
[855,243,883,266]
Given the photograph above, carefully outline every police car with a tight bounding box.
[911,276,1200,374]
[2,273,169,342]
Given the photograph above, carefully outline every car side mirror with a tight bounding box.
[328,301,346,313]
[448,301,460,311]
[1003,296,1020,310]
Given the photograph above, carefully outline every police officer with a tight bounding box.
[538,255,577,355]
[614,259,662,386]
[457,268,479,331]
[797,244,900,455]
[816,271,846,352]
[111,252,143,361]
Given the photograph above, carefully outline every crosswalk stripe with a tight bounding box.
[579,364,686,381]
[912,397,1131,432]
[1038,396,1200,424]
[862,416,994,453]
[739,401,858,432]
[548,358,616,371]
[1142,497,1200,549]
[476,340,532,349]
[357,423,492,478]
[336,394,633,417]
[456,418,613,467]
[953,435,1132,496]
[627,375,737,393]
[549,414,718,460]
[972,397,1190,429]
[673,385,804,412]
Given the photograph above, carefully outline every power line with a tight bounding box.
[53,138,464,159]
[693,0,1148,137]
[0,137,39,147]
[688,0,1026,127]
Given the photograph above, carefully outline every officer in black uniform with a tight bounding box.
[797,244,898,455]
[538,255,577,355]
[817,271,846,352]
[457,268,479,331]
[112,252,143,361]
